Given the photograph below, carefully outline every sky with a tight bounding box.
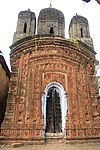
[0,0,100,70]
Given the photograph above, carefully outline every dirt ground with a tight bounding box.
[0,143,100,150]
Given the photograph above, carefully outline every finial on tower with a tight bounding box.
[28,8,30,11]
[49,0,52,8]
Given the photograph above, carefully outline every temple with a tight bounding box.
[0,6,100,144]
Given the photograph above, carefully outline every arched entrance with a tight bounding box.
[42,82,67,136]
[46,87,62,133]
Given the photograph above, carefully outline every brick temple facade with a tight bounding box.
[0,6,100,144]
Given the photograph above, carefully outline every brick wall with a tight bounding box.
[0,56,10,127]
[1,36,100,143]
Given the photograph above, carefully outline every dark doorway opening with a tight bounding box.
[23,22,27,33]
[46,87,62,133]
[81,27,83,37]
[50,27,54,34]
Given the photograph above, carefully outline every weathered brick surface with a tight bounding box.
[0,56,10,127]
[1,36,100,143]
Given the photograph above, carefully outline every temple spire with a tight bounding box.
[49,0,52,8]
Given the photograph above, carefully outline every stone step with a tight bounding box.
[45,137,66,144]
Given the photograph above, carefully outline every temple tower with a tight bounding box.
[69,14,94,49]
[37,6,65,37]
[13,9,36,43]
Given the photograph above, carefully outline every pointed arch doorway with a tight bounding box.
[46,87,62,133]
[42,82,67,137]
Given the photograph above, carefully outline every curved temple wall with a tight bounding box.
[1,36,99,143]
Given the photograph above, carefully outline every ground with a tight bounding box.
[0,143,100,150]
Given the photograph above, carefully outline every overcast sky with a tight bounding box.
[0,0,100,69]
